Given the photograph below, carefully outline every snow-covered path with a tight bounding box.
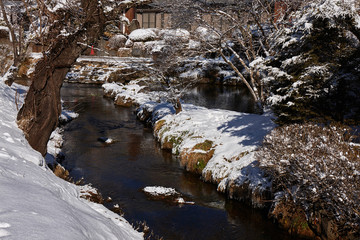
[0,81,143,240]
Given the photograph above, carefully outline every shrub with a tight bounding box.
[257,123,360,237]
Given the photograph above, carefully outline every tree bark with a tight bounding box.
[17,35,85,156]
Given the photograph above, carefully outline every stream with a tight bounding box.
[60,83,295,240]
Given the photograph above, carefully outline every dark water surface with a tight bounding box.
[60,83,294,240]
[182,84,255,113]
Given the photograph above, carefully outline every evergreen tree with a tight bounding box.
[265,0,360,124]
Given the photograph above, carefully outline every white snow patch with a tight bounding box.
[46,127,64,162]
[29,52,44,60]
[175,197,195,205]
[0,26,9,31]
[161,28,190,43]
[60,109,79,123]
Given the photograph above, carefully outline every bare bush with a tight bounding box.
[257,123,360,236]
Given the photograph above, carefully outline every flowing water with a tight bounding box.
[60,83,295,240]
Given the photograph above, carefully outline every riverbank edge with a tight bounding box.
[46,98,161,239]
[0,81,144,239]
[102,82,320,239]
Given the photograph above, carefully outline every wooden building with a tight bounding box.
[122,0,238,32]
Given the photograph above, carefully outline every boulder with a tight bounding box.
[106,67,149,84]
[132,42,147,57]
[117,48,132,57]
[125,39,134,48]
[160,29,190,44]
[129,28,157,42]
[195,27,220,44]
[108,34,128,50]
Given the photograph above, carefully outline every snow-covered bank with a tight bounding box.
[65,57,152,84]
[104,81,276,207]
[0,81,143,240]
[148,103,275,204]
[103,81,165,107]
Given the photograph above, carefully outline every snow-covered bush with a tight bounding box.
[257,123,360,238]
[266,0,360,124]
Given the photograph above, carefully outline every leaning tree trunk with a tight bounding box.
[17,0,105,156]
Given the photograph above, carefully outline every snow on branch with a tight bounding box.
[257,123,360,235]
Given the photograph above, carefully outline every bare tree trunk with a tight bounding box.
[174,98,182,114]
[17,38,83,156]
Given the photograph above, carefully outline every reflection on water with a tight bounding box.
[60,83,295,240]
[182,84,255,113]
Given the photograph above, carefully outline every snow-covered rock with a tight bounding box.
[103,81,166,107]
[143,186,178,196]
[129,29,157,42]
[65,56,153,84]
[188,40,201,49]
[160,29,190,43]
[125,39,134,48]
[108,34,128,50]
[143,186,195,205]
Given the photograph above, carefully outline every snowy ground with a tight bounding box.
[0,81,143,240]
[104,81,276,200]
